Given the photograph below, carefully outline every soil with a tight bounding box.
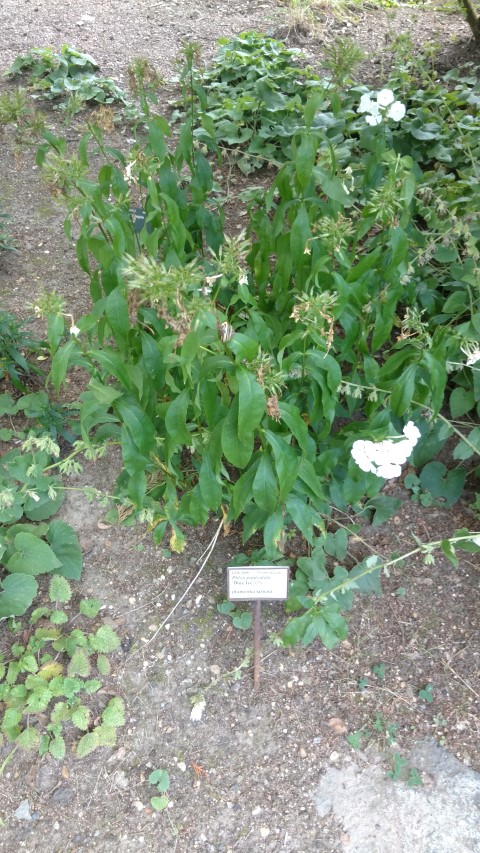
[0,1,479,852]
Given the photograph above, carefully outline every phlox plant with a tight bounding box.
[34,38,480,647]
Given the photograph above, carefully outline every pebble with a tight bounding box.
[14,800,32,821]
[330,751,341,763]
[299,747,307,758]
[260,827,270,838]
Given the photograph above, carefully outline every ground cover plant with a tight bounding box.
[19,33,478,650]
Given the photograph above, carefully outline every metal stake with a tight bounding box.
[253,600,262,690]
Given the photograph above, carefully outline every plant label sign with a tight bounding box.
[227,566,289,601]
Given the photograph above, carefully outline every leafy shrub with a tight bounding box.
[34,38,480,646]
[6,45,129,114]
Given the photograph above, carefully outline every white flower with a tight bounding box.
[466,349,480,367]
[190,698,206,722]
[239,271,249,286]
[351,423,420,480]
[358,93,375,114]
[472,536,480,546]
[377,89,395,107]
[387,101,406,122]
[376,463,402,479]
[403,421,421,444]
[365,113,383,127]
[70,324,80,337]
[26,490,40,502]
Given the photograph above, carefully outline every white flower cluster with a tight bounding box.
[358,89,406,126]
[460,342,480,367]
[351,421,421,480]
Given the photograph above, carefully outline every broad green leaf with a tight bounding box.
[450,386,475,418]
[164,389,192,448]
[105,287,130,345]
[47,521,83,581]
[49,736,66,760]
[390,364,417,417]
[237,369,265,440]
[0,574,38,618]
[221,398,254,468]
[148,769,170,791]
[6,533,62,576]
[252,453,279,513]
[151,795,169,811]
[290,204,311,265]
[198,453,222,510]
[264,431,300,501]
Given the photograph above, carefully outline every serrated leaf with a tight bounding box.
[50,610,69,625]
[71,705,91,731]
[76,730,100,758]
[67,649,91,678]
[79,598,102,618]
[95,724,117,747]
[49,575,72,604]
[49,735,66,760]
[50,701,69,724]
[38,661,64,681]
[30,606,51,624]
[90,625,120,654]
[83,679,101,694]
[16,727,41,751]
[25,687,53,713]
[101,696,126,728]
[1,707,22,732]
[96,654,111,676]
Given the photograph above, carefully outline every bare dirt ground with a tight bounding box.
[0,1,479,851]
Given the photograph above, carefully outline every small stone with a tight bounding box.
[14,800,32,820]
[259,827,270,838]
[299,747,307,758]
[252,805,262,816]
[210,665,221,677]
[133,801,144,811]
[330,751,340,763]
[177,762,187,772]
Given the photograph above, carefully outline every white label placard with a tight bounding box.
[227,566,289,601]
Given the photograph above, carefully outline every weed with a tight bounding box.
[322,37,366,88]
[0,313,43,391]
[148,768,170,811]
[0,580,124,758]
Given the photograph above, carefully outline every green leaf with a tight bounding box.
[450,386,475,418]
[221,398,254,468]
[148,769,170,791]
[6,533,62,576]
[164,389,192,448]
[151,795,169,811]
[50,610,69,625]
[290,204,311,265]
[71,705,91,731]
[198,453,222,510]
[16,727,41,751]
[390,364,417,417]
[67,649,91,678]
[101,696,126,728]
[105,287,130,345]
[48,575,72,604]
[96,654,111,676]
[265,430,300,501]
[232,611,253,630]
[237,369,265,440]
[76,730,100,758]
[79,598,102,618]
[252,452,278,513]
[47,520,83,580]
[90,625,121,654]
[0,574,38,618]
[49,735,66,760]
